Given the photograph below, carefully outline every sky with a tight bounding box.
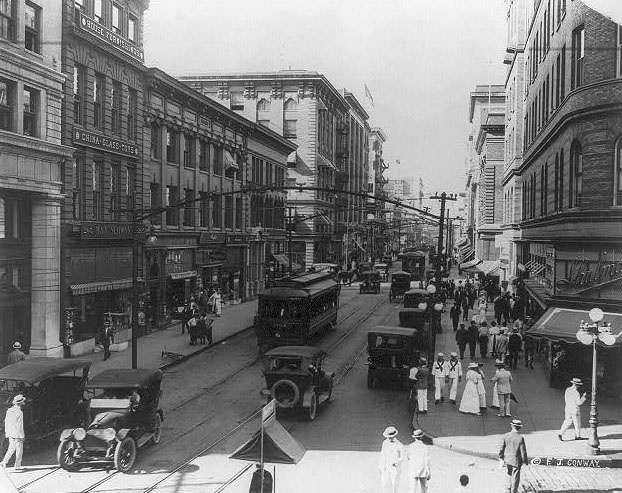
[143,0,508,196]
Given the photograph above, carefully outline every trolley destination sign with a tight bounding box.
[76,10,144,62]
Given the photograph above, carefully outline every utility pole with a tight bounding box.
[287,207,293,276]
[429,192,457,283]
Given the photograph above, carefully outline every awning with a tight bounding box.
[317,212,332,225]
[169,270,198,280]
[527,307,622,347]
[460,258,482,270]
[71,278,139,296]
[273,254,301,271]
[457,236,469,248]
[224,150,239,170]
[287,150,297,164]
[530,264,546,276]
[230,418,306,464]
[460,259,500,275]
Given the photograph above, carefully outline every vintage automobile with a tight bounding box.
[382,255,393,267]
[374,263,390,282]
[367,326,422,390]
[389,271,412,302]
[57,369,164,473]
[260,346,333,421]
[359,270,381,294]
[399,288,435,328]
[0,358,92,443]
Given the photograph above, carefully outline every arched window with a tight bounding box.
[615,137,622,206]
[257,98,270,111]
[283,98,298,111]
[569,141,583,207]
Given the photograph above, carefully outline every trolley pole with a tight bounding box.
[429,192,457,283]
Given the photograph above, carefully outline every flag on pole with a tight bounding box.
[364,83,374,107]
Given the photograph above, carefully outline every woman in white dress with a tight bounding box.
[459,363,482,415]
[477,364,487,411]
[477,295,488,324]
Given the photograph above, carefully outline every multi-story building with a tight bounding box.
[464,85,506,275]
[178,71,370,269]
[142,68,294,323]
[367,127,388,260]
[501,0,529,285]
[0,0,74,362]
[59,0,150,354]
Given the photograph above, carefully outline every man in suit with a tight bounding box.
[379,426,404,493]
[405,429,430,493]
[491,361,513,417]
[499,418,528,493]
[558,377,587,441]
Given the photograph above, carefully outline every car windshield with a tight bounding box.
[370,335,408,350]
[264,357,303,372]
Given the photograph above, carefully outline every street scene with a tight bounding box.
[1,0,622,492]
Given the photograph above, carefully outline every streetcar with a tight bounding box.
[401,251,427,281]
[254,271,341,350]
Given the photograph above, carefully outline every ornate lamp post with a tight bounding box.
[576,308,619,455]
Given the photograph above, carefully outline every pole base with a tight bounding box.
[586,444,601,456]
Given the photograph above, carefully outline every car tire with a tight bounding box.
[57,440,80,472]
[271,379,300,409]
[114,436,137,473]
[306,393,317,421]
[151,413,162,445]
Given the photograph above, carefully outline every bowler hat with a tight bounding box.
[383,426,398,438]
[412,429,424,439]
[12,394,26,405]
[12,342,21,349]
[570,378,583,386]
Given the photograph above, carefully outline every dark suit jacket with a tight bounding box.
[499,431,528,468]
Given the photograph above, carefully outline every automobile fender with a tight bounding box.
[302,387,317,408]
[59,429,74,441]
[116,428,131,441]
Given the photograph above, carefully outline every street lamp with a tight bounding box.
[575,307,619,455]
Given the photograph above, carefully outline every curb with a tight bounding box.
[158,324,255,370]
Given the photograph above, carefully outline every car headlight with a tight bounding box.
[103,428,116,441]
[73,427,87,441]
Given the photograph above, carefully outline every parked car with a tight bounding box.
[260,346,333,421]
[57,369,164,473]
[0,358,92,443]
[367,326,421,390]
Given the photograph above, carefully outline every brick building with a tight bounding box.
[59,0,150,354]
[0,0,74,361]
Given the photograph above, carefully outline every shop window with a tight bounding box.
[111,81,122,135]
[112,3,122,35]
[0,77,15,131]
[0,0,16,41]
[73,64,86,126]
[94,73,105,130]
[183,188,194,227]
[166,128,179,163]
[199,140,209,171]
[127,88,137,140]
[22,86,38,137]
[614,138,622,206]
[165,185,178,226]
[149,182,160,225]
[199,191,209,227]
[571,26,584,89]
[150,122,161,159]
[24,1,40,53]
[128,14,137,44]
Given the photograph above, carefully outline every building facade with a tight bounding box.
[367,127,388,260]
[178,71,368,269]
[0,0,74,362]
[59,0,150,354]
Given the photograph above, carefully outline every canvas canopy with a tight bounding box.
[230,418,306,464]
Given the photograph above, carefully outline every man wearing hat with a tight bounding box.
[405,429,431,493]
[432,353,446,404]
[7,343,25,365]
[411,358,430,415]
[558,377,586,441]
[491,360,513,417]
[499,418,528,493]
[379,426,404,493]
[445,353,462,404]
[1,395,26,470]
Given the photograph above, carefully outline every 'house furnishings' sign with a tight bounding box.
[74,129,140,158]
[76,11,144,62]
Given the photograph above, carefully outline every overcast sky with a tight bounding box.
[144,0,508,195]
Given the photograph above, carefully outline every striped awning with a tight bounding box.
[530,263,546,276]
[71,278,139,296]
[459,258,482,270]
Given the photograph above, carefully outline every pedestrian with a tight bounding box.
[477,295,488,324]
[432,353,446,404]
[523,336,535,369]
[461,295,470,321]
[445,353,462,404]
[478,322,489,359]
[409,358,430,416]
[490,359,504,410]
[455,323,469,359]
[496,328,509,364]
[379,426,404,493]
[488,321,500,359]
[459,362,482,416]
[450,304,460,332]
[492,361,513,417]
[249,463,273,493]
[453,474,471,493]
[214,289,222,316]
[203,314,214,345]
[101,323,112,361]
[405,429,431,493]
[499,418,528,493]
[181,303,191,334]
[467,321,478,359]
[508,329,523,370]
[188,310,198,345]
[6,343,25,365]
[558,377,586,441]
[1,394,26,470]
[502,292,513,325]
[494,294,504,325]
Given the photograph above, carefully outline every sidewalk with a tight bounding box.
[76,299,258,375]
[418,268,622,464]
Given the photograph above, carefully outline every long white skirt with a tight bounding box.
[459,380,481,414]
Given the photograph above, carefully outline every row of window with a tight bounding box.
[0,0,41,53]
[250,156,285,187]
[0,78,39,136]
[249,195,285,229]
[70,159,135,221]
[527,0,566,85]
[75,0,139,44]
[73,65,138,139]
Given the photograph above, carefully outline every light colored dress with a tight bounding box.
[477,369,486,408]
[459,369,482,415]
[477,299,488,324]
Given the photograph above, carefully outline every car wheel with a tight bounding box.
[57,440,80,472]
[114,436,137,473]
[306,393,317,421]
[151,413,162,445]
[271,379,300,409]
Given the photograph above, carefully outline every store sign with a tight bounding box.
[74,129,140,158]
[227,233,249,245]
[556,259,622,292]
[199,232,226,245]
[76,11,144,63]
[80,222,144,239]
[165,249,193,275]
